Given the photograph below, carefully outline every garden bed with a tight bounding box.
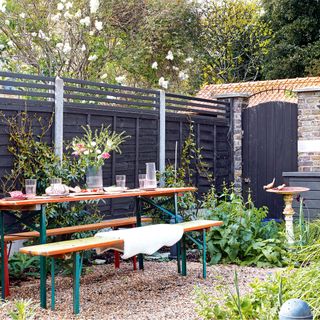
[2,261,279,320]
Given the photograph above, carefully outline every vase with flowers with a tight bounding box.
[69,125,128,189]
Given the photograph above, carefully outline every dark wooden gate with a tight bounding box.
[242,101,298,219]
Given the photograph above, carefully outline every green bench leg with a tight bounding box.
[174,193,181,274]
[73,252,81,315]
[181,235,187,276]
[136,197,144,270]
[40,206,47,309]
[202,229,207,279]
[177,242,181,274]
[0,211,5,301]
[51,258,55,310]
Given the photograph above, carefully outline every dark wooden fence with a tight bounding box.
[0,72,231,217]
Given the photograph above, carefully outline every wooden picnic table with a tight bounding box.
[0,187,196,308]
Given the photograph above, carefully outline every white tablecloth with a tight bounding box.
[95,224,184,259]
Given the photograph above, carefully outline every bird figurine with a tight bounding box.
[276,184,286,190]
[263,178,275,190]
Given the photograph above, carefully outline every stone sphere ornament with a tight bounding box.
[279,299,313,320]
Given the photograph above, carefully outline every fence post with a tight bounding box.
[54,77,64,163]
[159,90,166,186]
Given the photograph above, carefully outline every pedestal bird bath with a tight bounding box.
[267,187,309,244]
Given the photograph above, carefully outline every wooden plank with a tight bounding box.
[165,93,230,106]
[62,77,159,95]
[179,220,223,232]
[0,187,197,208]
[20,237,124,256]
[5,217,152,242]
[165,105,226,117]
[0,71,54,81]
[0,80,54,90]
[64,85,158,102]
[165,98,227,111]
[0,89,54,99]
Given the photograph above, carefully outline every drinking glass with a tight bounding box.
[138,174,146,189]
[25,179,37,197]
[145,162,157,188]
[116,175,126,189]
[49,178,62,186]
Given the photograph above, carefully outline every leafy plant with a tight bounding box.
[8,252,40,279]
[196,262,320,319]
[150,122,212,222]
[202,185,287,267]
[8,299,37,320]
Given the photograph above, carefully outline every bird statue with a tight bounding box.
[276,184,286,190]
[263,178,275,190]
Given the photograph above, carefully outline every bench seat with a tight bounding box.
[19,237,124,257]
[4,217,152,242]
[19,219,223,315]
[3,216,152,298]
[178,220,223,232]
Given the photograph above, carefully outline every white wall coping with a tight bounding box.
[214,93,251,99]
[298,139,320,152]
[293,87,320,93]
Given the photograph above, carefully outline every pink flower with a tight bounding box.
[76,143,85,148]
[101,152,110,159]
[72,151,79,156]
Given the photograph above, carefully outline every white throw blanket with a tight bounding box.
[95,224,184,259]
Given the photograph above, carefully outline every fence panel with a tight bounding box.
[0,72,231,219]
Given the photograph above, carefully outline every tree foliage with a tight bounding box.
[261,0,320,79]
[198,0,272,84]
[0,0,201,93]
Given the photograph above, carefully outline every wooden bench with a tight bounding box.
[21,237,124,314]
[3,216,152,298]
[19,219,222,314]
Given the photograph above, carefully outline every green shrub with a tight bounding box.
[202,186,287,267]
[196,263,320,319]
[149,122,212,222]
[8,253,40,279]
[8,299,37,320]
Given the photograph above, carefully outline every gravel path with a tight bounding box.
[1,261,278,320]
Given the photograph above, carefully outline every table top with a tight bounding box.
[0,187,196,208]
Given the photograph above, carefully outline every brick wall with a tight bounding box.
[216,94,249,193]
[295,88,320,172]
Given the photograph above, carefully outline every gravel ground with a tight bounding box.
[1,261,278,320]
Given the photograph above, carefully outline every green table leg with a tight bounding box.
[0,211,5,300]
[136,197,144,270]
[174,194,181,274]
[51,258,55,310]
[202,229,207,279]
[73,252,81,315]
[181,235,187,276]
[40,205,47,309]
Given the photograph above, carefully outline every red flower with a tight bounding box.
[101,152,110,159]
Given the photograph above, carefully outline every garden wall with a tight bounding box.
[0,72,231,218]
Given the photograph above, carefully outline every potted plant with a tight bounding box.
[69,125,128,189]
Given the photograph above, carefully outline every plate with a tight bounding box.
[3,196,28,201]
[45,193,70,198]
[123,188,141,193]
[103,187,127,193]
[27,196,48,199]
[69,191,105,196]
